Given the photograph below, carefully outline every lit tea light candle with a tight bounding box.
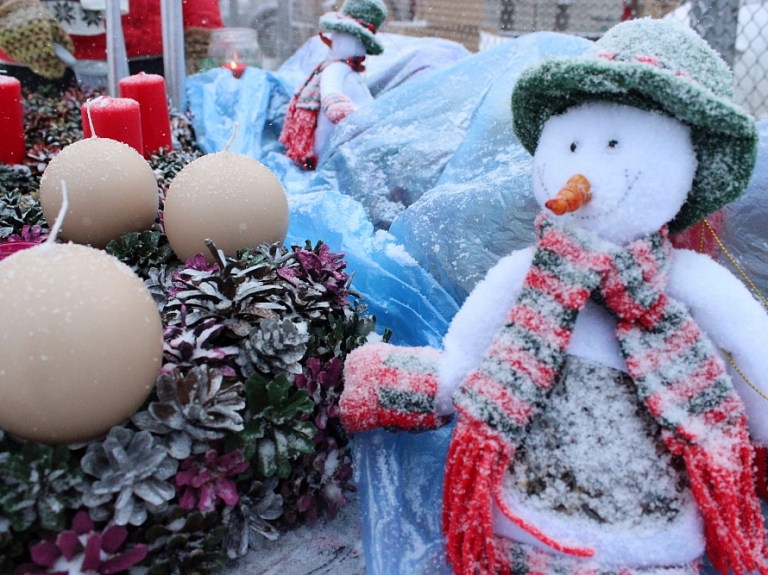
[81,96,144,154]
[0,188,163,444]
[39,137,159,248]
[164,125,288,263]
[224,61,247,79]
[118,72,173,156]
[0,76,25,165]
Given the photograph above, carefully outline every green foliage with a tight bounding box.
[0,188,47,240]
[106,230,177,276]
[135,507,228,575]
[0,443,82,533]
[229,374,317,479]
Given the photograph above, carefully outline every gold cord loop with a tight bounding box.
[699,219,768,402]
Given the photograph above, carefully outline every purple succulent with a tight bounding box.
[277,244,349,308]
[176,450,250,512]
[6,225,47,243]
[295,357,343,442]
[14,511,147,575]
[184,254,219,272]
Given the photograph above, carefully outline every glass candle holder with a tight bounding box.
[207,28,262,76]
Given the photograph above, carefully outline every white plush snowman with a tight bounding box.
[341,18,768,575]
[279,0,387,170]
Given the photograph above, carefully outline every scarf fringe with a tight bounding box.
[279,95,318,170]
[670,421,768,575]
[443,417,513,575]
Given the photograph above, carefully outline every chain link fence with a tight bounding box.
[226,0,768,118]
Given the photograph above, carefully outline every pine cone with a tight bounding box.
[79,427,178,526]
[132,366,245,459]
[222,478,282,559]
[238,318,309,376]
[144,265,175,308]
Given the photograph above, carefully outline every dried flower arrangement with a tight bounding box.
[0,86,384,575]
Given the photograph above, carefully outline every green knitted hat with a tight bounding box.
[512,18,758,233]
[319,0,388,56]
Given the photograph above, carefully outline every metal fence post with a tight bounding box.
[690,0,740,67]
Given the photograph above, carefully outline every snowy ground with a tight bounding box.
[223,498,366,575]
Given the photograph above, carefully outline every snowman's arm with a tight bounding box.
[339,247,535,433]
[320,62,357,124]
[436,247,536,415]
[667,248,768,443]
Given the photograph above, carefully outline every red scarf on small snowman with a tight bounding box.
[279,56,365,170]
[443,213,768,575]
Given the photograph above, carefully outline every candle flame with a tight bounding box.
[229,61,238,70]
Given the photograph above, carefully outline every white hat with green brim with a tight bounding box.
[512,18,758,234]
[319,0,388,56]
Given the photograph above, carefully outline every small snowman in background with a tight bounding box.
[279,0,387,170]
[341,18,768,575]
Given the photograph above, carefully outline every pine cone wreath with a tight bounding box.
[0,0,74,78]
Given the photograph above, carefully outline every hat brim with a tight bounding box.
[319,13,384,55]
[512,57,758,233]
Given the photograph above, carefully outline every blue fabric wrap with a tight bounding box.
[187,31,768,574]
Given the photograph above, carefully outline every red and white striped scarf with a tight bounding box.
[278,56,365,170]
[444,213,768,575]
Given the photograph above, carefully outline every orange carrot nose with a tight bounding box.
[545,174,592,215]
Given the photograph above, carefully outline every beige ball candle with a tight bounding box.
[39,138,159,249]
[164,152,289,263]
[0,233,163,444]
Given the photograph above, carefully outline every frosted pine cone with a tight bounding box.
[132,366,245,460]
[238,318,309,377]
[222,477,283,559]
[79,427,178,526]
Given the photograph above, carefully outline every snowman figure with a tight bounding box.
[279,0,387,170]
[341,18,768,575]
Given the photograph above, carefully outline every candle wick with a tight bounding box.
[224,122,238,153]
[85,96,104,138]
[45,181,69,247]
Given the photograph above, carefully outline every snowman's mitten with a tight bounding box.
[321,93,356,124]
[184,27,212,75]
[340,342,450,432]
[0,0,73,79]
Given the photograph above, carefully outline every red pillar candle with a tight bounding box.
[80,97,144,154]
[0,76,25,165]
[119,73,173,156]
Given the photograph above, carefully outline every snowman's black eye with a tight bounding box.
[570,142,577,152]
[608,139,619,148]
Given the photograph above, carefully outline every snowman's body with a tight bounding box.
[435,102,768,569]
[313,32,373,158]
